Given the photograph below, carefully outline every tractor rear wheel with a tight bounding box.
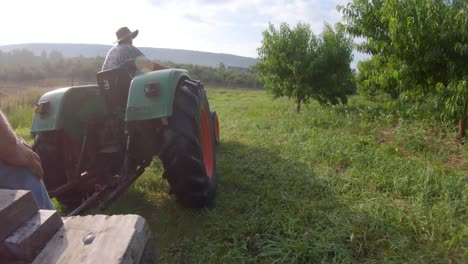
[33,132,65,190]
[33,132,87,210]
[159,82,218,208]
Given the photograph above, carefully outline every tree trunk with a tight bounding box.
[457,116,468,140]
[457,103,467,140]
[457,116,466,140]
[296,96,301,113]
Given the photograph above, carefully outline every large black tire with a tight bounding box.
[159,82,218,208]
[33,132,66,190]
[33,132,86,210]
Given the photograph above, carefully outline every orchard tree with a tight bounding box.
[357,55,400,99]
[256,22,314,112]
[256,22,355,112]
[339,0,467,138]
[311,24,356,105]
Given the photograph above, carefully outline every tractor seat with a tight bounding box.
[96,68,133,113]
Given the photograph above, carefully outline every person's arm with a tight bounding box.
[131,46,171,71]
[134,57,171,72]
[152,61,171,71]
[135,55,170,71]
[0,111,43,178]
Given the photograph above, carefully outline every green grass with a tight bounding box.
[5,87,467,263]
[1,87,49,141]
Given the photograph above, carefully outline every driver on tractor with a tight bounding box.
[102,27,170,72]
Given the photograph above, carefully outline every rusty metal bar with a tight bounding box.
[67,191,101,216]
[97,173,139,211]
[48,172,91,197]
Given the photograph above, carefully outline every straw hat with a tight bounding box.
[114,27,139,44]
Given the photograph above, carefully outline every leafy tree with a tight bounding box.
[311,24,356,105]
[218,62,227,85]
[357,55,400,99]
[256,23,313,112]
[339,0,467,138]
[256,22,355,112]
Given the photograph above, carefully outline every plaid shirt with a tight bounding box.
[102,44,145,70]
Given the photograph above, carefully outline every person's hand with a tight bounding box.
[8,137,44,179]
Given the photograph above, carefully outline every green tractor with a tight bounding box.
[31,67,220,215]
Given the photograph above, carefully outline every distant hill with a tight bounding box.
[0,43,257,68]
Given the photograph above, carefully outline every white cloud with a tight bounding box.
[183,14,213,25]
[0,0,365,63]
[254,0,344,32]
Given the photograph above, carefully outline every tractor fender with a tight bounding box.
[125,69,190,121]
[31,85,106,139]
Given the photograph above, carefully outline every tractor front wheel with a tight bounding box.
[159,82,218,208]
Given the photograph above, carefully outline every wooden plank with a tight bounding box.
[0,243,16,262]
[3,210,63,262]
[0,190,39,241]
[33,214,155,264]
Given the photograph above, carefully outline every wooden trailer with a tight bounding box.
[0,189,156,263]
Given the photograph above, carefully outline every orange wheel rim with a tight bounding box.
[201,107,214,177]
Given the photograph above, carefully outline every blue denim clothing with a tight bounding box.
[0,161,54,210]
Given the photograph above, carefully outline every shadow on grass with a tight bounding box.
[93,140,404,262]
[93,140,335,259]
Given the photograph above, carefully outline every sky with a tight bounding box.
[1,0,368,63]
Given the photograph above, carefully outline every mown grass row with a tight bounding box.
[108,88,466,263]
[4,87,467,263]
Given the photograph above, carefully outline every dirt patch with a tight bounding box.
[335,164,348,175]
[378,128,396,144]
[392,198,413,211]
[443,154,466,170]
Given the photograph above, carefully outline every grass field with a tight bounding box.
[2,87,467,263]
